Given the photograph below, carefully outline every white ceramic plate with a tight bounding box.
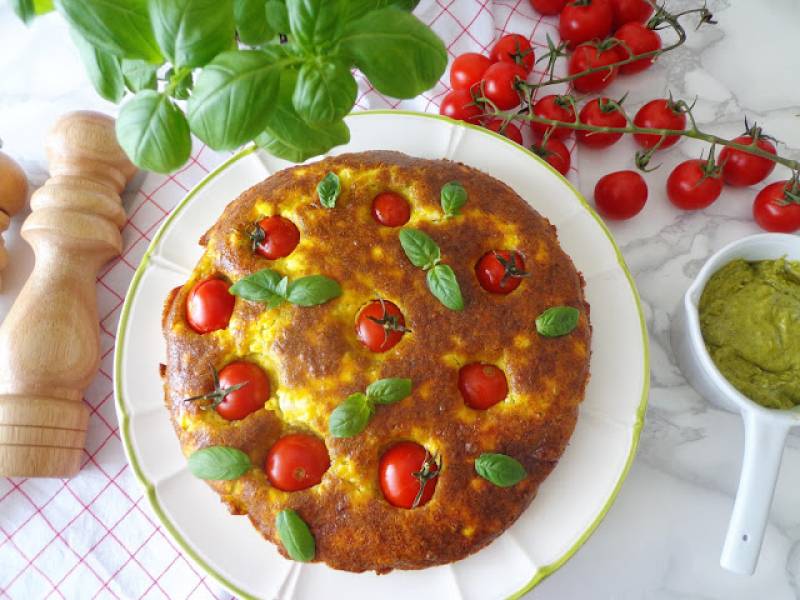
[114,111,649,600]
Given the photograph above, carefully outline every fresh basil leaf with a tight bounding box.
[265,0,289,33]
[116,91,191,173]
[229,268,285,307]
[276,509,315,562]
[275,275,290,298]
[535,306,580,337]
[475,453,527,488]
[340,0,418,21]
[11,0,53,24]
[70,31,125,103]
[399,228,440,270]
[122,59,158,92]
[426,264,464,311]
[316,172,340,208]
[293,61,357,124]
[56,0,163,63]
[441,181,467,217]
[165,67,194,99]
[340,7,446,98]
[188,446,252,480]
[235,0,275,45]
[187,48,286,150]
[366,378,412,405]
[287,0,342,53]
[286,275,342,306]
[329,393,372,438]
[149,0,234,68]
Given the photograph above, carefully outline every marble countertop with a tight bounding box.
[1,1,799,599]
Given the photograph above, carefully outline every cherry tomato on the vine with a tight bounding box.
[440,89,483,124]
[613,22,660,74]
[450,53,492,91]
[530,94,577,140]
[379,441,439,509]
[372,192,411,227]
[666,159,722,210]
[594,170,648,220]
[475,250,528,294]
[458,363,509,410]
[559,0,614,49]
[568,42,621,93]
[490,34,535,74]
[609,0,653,27]
[576,97,626,148]
[533,137,571,175]
[482,61,527,110]
[753,181,800,233]
[215,361,271,421]
[266,433,330,492]
[185,277,235,334]
[251,215,300,260]
[485,119,524,144]
[355,299,407,353]
[633,99,686,150]
[719,135,777,187]
[530,0,568,15]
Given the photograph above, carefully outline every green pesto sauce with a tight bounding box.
[699,258,800,410]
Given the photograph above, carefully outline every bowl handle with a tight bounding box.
[720,410,790,574]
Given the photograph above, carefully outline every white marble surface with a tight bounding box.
[1,2,799,599]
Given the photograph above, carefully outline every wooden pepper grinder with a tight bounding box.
[0,111,136,478]
[0,149,29,289]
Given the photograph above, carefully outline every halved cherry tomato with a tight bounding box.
[450,53,492,91]
[484,119,524,144]
[533,137,571,176]
[559,0,614,49]
[594,170,648,220]
[185,277,235,334]
[614,22,660,74]
[633,99,686,150]
[379,441,439,509]
[576,97,626,148]
[610,0,653,27]
[490,34,535,74]
[569,41,621,93]
[753,181,800,233]
[372,192,410,227]
[458,363,508,409]
[216,361,270,420]
[482,62,527,110]
[439,89,483,124]
[355,299,407,352]
[266,433,330,492]
[666,159,722,210]
[251,215,300,260]
[530,94,577,140]
[475,250,528,294]
[530,0,568,15]
[719,135,777,187]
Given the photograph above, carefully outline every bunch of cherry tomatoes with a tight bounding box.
[438,0,799,233]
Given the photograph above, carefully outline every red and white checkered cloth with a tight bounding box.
[0,2,569,598]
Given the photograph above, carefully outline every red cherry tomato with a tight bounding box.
[379,441,439,509]
[185,277,235,334]
[533,137,571,175]
[594,170,648,220]
[482,62,527,110]
[576,97,626,148]
[252,215,300,260]
[355,299,407,353]
[569,42,621,93]
[372,192,410,227]
[215,361,270,421]
[475,250,527,294]
[559,0,613,49]
[610,0,653,27]
[633,99,686,150]
[530,0,568,15]
[613,22,660,74]
[266,433,330,492]
[450,53,492,91]
[458,363,508,410]
[719,135,777,187]
[490,34,535,74]
[530,94,577,140]
[753,181,800,233]
[666,159,722,210]
[440,89,483,124]
[484,119,524,144]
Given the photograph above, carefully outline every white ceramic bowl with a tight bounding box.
[671,233,800,575]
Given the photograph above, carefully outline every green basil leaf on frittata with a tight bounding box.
[121,59,158,92]
[329,392,372,438]
[474,453,527,487]
[426,264,464,311]
[234,0,275,46]
[276,509,315,562]
[188,446,252,480]
[440,181,467,217]
[149,0,235,68]
[316,172,341,208]
[366,378,412,405]
[293,61,357,124]
[229,268,285,307]
[287,0,342,54]
[286,275,342,306]
[399,228,440,270]
[70,31,125,103]
[535,306,580,337]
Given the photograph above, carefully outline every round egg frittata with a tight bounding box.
[161,150,591,573]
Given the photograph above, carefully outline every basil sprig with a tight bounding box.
[536,306,580,337]
[399,228,464,311]
[187,446,252,480]
[329,378,412,438]
[441,181,467,217]
[276,509,315,562]
[316,172,341,208]
[230,269,341,308]
[474,453,527,487]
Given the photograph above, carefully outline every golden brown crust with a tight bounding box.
[162,151,591,573]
